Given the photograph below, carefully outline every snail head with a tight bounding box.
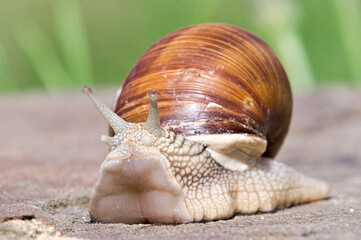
[82,86,164,153]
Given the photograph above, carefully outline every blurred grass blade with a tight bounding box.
[16,22,73,91]
[0,43,17,92]
[251,0,315,91]
[53,0,94,86]
[332,0,361,83]
[275,30,315,91]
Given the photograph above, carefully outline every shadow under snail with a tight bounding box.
[83,23,330,224]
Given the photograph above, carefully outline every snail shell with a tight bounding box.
[113,23,292,171]
[84,23,330,224]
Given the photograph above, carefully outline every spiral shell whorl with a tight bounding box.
[114,23,292,158]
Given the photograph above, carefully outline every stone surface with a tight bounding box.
[0,87,360,239]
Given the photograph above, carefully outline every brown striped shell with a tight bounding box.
[113,23,292,159]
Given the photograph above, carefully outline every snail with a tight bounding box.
[83,23,330,224]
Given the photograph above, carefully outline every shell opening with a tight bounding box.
[186,133,267,171]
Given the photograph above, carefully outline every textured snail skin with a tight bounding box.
[83,87,330,224]
[114,23,292,158]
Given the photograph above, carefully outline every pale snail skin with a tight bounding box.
[83,86,330,224]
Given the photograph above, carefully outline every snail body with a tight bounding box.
[83,24,330,224]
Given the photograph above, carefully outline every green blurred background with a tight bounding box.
[0,0,360,93]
